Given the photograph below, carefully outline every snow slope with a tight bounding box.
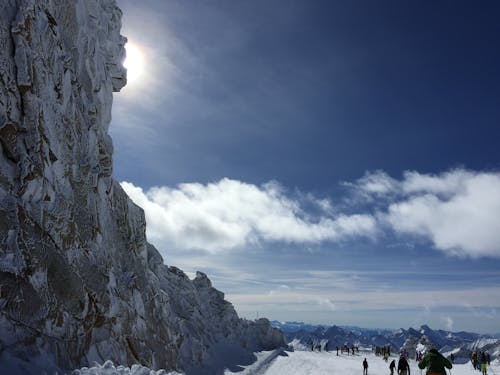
[76,350,500,375]
[240,350,500,375]
[279,321,496,359]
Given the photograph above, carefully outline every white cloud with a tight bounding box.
[465,305,498,319]
[401,169,474,195]
[122,168,500,258]
[268,285,291,296]
[317,298,336,311]
[383,170,500,257]
[347,170,399,197]
[121,178,377,253]
[441,316,454,331]
[344,169,500,258]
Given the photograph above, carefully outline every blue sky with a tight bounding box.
[111,0,500,334]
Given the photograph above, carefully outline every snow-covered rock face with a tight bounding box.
[0,0,284,373]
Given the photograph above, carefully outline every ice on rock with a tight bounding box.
[0,0,285,374]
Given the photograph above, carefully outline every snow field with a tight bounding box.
[75,352,500,375]
[227,350,500,375]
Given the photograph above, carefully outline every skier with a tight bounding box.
[363,358,368,375]
[390,359,396,375]
[418,348,452,375]
[398,355,411,375]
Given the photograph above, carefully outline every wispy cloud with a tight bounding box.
[464,305,498,320]
[441,315,454,331]
[317,297,337,311]
[344,170,399,198]
[227,285,500,325]
[122,178,377,253]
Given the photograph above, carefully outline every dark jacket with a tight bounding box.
[418,349,452,375]
[398,357,410,375]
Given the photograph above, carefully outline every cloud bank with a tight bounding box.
[122,178,376,253]
[352,169,500,258]
[122,168,500,258]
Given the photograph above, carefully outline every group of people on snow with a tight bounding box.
[374,345,392,357]
[308,340,361,355]
[379,354,411,375]
[471,351,490,375]
[310,341,324,352]
[336,344,359,355]
[363,347,453,375]
[308,340,491,375]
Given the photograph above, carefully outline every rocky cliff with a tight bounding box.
[0,0,284,373]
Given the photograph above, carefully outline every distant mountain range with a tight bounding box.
[272,321,500,361]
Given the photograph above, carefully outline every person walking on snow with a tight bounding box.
[480,352,487,375]
[398,355,411,375]
[363,358,368,375]
[390,359,396,375]
[418,348,452,375]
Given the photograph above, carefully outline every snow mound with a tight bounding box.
[73,360,182,375]
[288,339,309,351]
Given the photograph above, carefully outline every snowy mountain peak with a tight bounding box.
[420,324,432,333]
[275,321,498,361]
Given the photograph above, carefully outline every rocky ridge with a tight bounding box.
[0,0,284,373]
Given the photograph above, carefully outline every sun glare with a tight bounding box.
[124,42,144,83]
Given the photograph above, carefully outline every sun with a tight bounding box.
[124,42,145,83]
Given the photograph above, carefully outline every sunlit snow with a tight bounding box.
[75,350,500,375]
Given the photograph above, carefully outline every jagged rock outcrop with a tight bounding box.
[0,0,285,373]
